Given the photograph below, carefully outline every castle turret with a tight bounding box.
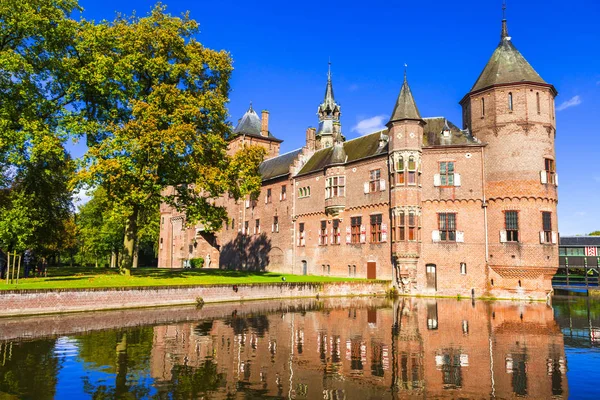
[316,62,344,149]
[387,73,425,291]
[459,15,558,296]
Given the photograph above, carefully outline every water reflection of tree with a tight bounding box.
[0,340,59,399]
[154,359,226,398]
[75,328,154,398]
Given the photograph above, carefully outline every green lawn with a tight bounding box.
[0,267,370,291]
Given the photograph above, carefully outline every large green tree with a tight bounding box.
[74,5,264,273]
[0,0,80,253]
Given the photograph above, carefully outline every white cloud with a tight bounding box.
[351,115,388,136]
[556,95,582,111]
[73,188,92,209]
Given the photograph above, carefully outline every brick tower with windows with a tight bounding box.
[387,73,425,292]
[459,17,559,296]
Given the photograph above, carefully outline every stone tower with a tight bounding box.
[316,62,344,149]
[459,17,559,296]
[387,73,425,292]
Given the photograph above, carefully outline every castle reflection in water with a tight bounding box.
[0,297,578,399]
[146,298,567,399]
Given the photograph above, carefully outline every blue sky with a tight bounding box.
[72,0,600,235]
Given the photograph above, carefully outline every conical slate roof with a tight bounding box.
[233,103,261,136]
[470,20,546,93]
[389,74,422,123]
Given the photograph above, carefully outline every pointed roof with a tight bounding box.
[470,19,547,93]
[232,102,282,142]
[233,102,261,136]
[318,61,340,114]
[388,73,422,124]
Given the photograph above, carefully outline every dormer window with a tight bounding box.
[508,92,513,111]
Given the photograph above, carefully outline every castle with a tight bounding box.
[159,16,559,299]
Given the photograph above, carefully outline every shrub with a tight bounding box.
[189,258,204,268]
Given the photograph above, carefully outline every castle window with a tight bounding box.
[460,262,467,275]
[298,222,305,246]
[481,98,485,116]
[408,212,416,241]
[231,218,235,230]
[544,158,556,185]
[298,186,311,198]
[351,216,362,244]
[326,176,345,199]
[332,219,341,245]
[265,188,272,204]
[273,216,279,233]
[255,219,260,234]
[408,157,417,185]
[438,213,457,241]
[399,211,406,241]
[536,92,541,114]
[369,169,381,192]
[439,162,455,186]
[281,185,287,201]
[396,157,405,185]
[244,220,249,235]
[370,214,383,243]
[542,212,552,243]
[319,220,328,245]
[508,92,513,111]
[504,211,519,242]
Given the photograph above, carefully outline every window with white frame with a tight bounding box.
[440,162,455,186]
[326,176,345,199]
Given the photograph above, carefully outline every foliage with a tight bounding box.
[0,1,80,254]
[589,231,600,236]
[189,257,204,268]
[76,187,125,267]
[73,4,264,272]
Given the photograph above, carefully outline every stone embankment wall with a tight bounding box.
[0,281,390,317]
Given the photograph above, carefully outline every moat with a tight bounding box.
[0,296,598,399]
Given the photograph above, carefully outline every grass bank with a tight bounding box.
[0,267,366,291]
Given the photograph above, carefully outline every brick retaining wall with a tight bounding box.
[0,281,390,317]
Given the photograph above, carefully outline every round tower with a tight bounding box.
[459,17,558,297]
[387,73,424,292]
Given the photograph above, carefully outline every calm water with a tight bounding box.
[0,296,598,399]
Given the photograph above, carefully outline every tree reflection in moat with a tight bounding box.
[3,296,598,399]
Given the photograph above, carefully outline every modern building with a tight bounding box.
[159,15,559,299]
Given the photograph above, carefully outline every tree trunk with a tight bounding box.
[132,244,139,269]
[120,206,138,275]
[110,251,115,268]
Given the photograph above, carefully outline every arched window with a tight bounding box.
[396,157,405,185]
[536,92,541,114]
[481,98,485,116]
[508,92,513,111]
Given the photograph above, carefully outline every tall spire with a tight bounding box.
[388,72,422,124]
[322,59,336,109]
[501,1,509,40]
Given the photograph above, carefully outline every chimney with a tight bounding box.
[261,110,269,137]
[306,127,316,151]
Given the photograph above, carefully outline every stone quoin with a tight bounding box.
[159,15,559,300]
